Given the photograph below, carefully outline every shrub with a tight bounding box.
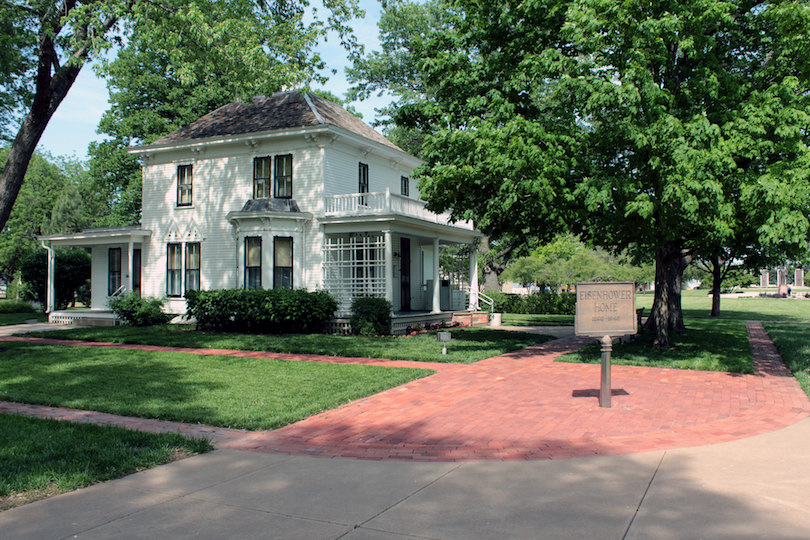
[350,297,392,335]
[488,291,576,315]
[0,301,38,314]
[184,289,338,334]
[110,293,173,326]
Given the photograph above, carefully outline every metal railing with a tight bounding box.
[478,291,495,312]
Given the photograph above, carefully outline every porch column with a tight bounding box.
[126,238,134,294]
[432,238,441,313]
[384,230,394,305]
[468,244,480,311]
[42,241,56,313]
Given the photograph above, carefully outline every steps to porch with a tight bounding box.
[48,310,121,326]
[451,310,492,328]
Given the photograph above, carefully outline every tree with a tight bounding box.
[20,248,91,310]
[352,0,810,348]
[0,0,361,230]
[0,148,84,290]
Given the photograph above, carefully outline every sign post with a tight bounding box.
[575,282,637,408]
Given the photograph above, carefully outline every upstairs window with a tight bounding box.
[273,237,293,289]
[274,154,293,198]
[167,243,182,297]
[185,242,201,293]
[253,157,271,199]
[177,165,192,207]
[401,176,409,197]
[245,237,262,290]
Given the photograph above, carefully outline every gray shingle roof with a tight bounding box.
[153,91,401,151]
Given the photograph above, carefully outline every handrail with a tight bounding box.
[110,285,126,297]
[478,291,495,312]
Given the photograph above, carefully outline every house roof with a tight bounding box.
[151,91,401,151]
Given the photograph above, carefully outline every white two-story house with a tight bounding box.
[38,91,482,332]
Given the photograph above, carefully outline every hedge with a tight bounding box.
[489,291,576,315]
[184,289,338,333]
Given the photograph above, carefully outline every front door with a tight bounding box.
[400,238,411,311]
[133,249,141,296]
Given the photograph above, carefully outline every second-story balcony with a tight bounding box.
[323,189,475,230]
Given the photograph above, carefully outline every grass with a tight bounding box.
[763,322,810,398]
[501,313,574,326]
[636,289,810,321]
[560,291,810,373]
[558,318,753,372]
[0,341,434,431]
[0,413,210,511]
[0,313,46,325]
[21,326,552,364]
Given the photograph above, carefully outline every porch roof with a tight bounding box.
[37,225,151,247]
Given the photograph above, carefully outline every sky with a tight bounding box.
[35,0,391,161]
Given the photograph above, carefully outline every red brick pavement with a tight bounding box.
[1,321,808,461]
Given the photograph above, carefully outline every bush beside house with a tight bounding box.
[110,293,173,326]
[185,289,338,334]
[350,297,393,335]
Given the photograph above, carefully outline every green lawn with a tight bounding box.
[0,313,46,326]
[636,289,810,321]
[22,326,551,364]
[501,313,574,326]
[0,413,210,511]
[558,318,753,372]
[0,341,433,430]
[560,292,810,373]
[763,322,810,398]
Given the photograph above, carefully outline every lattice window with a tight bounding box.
[323,234,386,315]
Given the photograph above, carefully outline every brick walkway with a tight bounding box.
[1,321,808,461]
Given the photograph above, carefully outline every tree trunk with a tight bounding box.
[710,256,722,317]
[479,236,509,291]
[0,36,83,231]
[645,242,688,348]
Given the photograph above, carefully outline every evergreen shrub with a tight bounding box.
[184,289,338,334]
[110,293,173,326]
[0,301,38,314]
[490,291,576,315]
[349,297,392,335]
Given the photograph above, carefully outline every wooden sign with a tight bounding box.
[575,281,637,337]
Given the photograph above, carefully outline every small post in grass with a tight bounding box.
[575,281,637,409]
[437,331,451,355]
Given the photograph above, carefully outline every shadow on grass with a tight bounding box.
[556,319,753,374]
[0,342,221,423]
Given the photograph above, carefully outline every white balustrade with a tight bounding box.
[324,191,473,229]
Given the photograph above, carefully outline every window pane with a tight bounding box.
[274,237,292,266]
[186,242,200,269]
[177,165,192,206]
[246,237,261,266]
[401,176,409,196]
[254,157,271,198]
[274,154,292,198]
[108,248,121,295]
[168,244,182,269]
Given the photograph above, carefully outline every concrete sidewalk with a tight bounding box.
[2,417,810,539]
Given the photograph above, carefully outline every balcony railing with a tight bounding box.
[323,189,474,230]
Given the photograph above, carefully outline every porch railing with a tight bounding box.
[324,189,474,229]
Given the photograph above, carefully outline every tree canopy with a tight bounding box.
[0,0,362,229]
[351,0,810,347]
